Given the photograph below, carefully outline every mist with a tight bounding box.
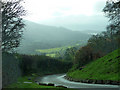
[23,0,108,32]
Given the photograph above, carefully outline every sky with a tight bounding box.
[23,0,109,31]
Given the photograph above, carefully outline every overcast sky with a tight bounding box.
[23,0,109,31]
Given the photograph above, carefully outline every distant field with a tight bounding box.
[36,46,69,53]
[46,53,56,57]
[35,46,71,57]
[35,43,84,57]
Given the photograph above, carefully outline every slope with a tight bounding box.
[67,49,120,81]
[18,20,91,54]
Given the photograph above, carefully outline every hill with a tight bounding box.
[17,20,91,54]
[67,49,120,81]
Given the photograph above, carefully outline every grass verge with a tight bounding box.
[67,49,120,81]
[5,74,59,88]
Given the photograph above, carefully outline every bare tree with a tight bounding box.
[1,0,26,52]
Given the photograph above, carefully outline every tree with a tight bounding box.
[103,0,120,26]
[1,0,26,52]
[64,47,77,61]
[71,0,120,70]
[103,0,120,46]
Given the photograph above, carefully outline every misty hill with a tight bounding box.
[18,20,91,54]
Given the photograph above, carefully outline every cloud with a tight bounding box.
[35,14,108,31]
[24,0,104,20]
[23,0,108,31]
[93,0,106,13]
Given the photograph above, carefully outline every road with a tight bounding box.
[37,74,119,89]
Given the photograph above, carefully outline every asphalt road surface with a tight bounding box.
[37,74,119,89]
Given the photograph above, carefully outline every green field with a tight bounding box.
[35,45,77,57]
[36,46,69,57]
[67,49,120,81]
[36,46,71,53]
[35,43,86,57]
[46,53,56,57]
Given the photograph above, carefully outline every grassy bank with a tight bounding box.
[67,49,120,81]
[5,74,74,89]
[5,74,59,88]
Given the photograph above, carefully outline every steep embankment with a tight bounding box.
[67,49,120,84]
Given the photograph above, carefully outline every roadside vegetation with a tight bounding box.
[67,49,120,81]
[66,0,120,83]
[6,75,57,88]
[3,53,72,88]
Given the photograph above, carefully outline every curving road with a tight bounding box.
[37,74,119,89]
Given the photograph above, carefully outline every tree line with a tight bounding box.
[18,54,72,75]
[72,0,120,69]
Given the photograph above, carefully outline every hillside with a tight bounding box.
[23,20,90,41]
[35,43,84,58]
[67,49,120,81]
[17,20,91,54]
